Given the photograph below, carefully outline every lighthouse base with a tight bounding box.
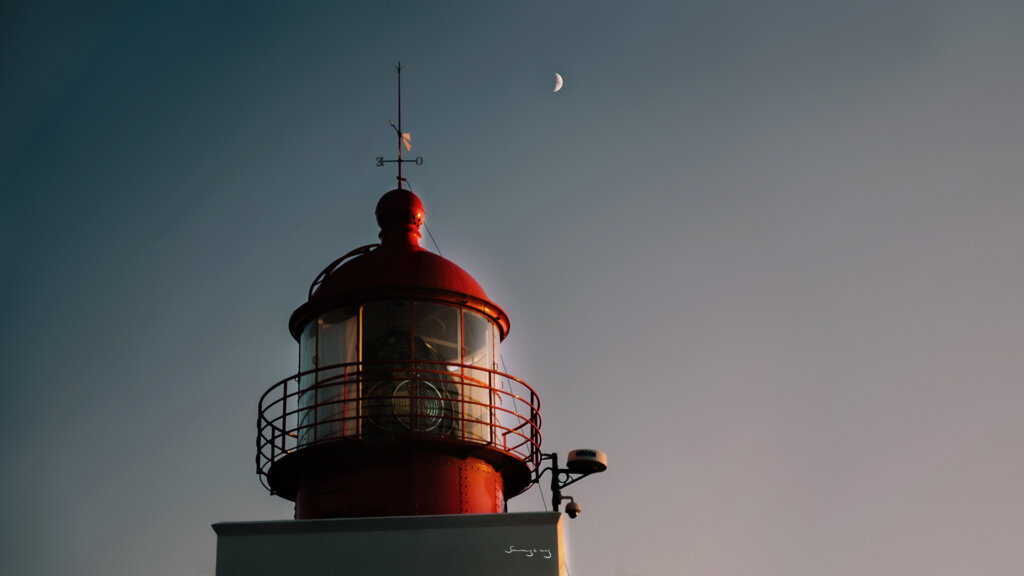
[212,512,565,576]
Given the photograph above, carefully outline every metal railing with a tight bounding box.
[257,360,542,491]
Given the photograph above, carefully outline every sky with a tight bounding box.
[1,1,1022,575]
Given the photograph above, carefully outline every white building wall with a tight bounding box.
[213,512,565,576]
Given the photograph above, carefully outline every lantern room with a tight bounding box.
[257,188,541,519]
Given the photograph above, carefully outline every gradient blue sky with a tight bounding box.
[2,2,1022,575]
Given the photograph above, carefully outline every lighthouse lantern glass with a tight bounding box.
[361,302,412,362]
[298,322,315,445]
[297,307,359,445]
[463,309,494,442]
[317,308,359,439]
[296,300,502,446]
[413,303,460,364]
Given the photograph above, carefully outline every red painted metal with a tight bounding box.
[289,190,510,339]
[293,452,503,518]
[259,189,541,519]
[258,359,542,517]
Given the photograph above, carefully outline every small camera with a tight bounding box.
[565,500,581,519]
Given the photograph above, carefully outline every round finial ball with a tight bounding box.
[375,188,425,230]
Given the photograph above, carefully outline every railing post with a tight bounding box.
[311,366,315,444]
[282,378,288,456]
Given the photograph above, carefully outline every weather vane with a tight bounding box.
[376,61,423,190]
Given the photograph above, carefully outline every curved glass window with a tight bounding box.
[297,301,501,446]
[414,303,460,363]
[361,301,418,435]
[463,310,494,442]
[362,302,411,364]
[298,307,358,445]
[297,322,316,445]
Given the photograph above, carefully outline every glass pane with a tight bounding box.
[315,307,359,441]
[413,303,461,437]
[463,310,494,443]
[493,322,514,447]
[413,302,460,363]
[361,302,412,363]
[297,321,316,446]
[361,302,413,437]
[319,308,358,367]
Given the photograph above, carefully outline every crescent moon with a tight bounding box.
[554,73,563,92]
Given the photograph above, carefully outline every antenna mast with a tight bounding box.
[397,62,403,188]
[376,61,422,189]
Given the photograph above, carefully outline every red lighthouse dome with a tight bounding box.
[258,189,540,519]
[288,189,509,339]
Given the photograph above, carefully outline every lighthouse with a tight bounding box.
[212,66,605,576]
[256,186,541,519]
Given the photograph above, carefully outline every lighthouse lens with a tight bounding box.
[391,379,445,431]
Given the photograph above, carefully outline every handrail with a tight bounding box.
[256,359,542,492]
[308,243,380,299]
